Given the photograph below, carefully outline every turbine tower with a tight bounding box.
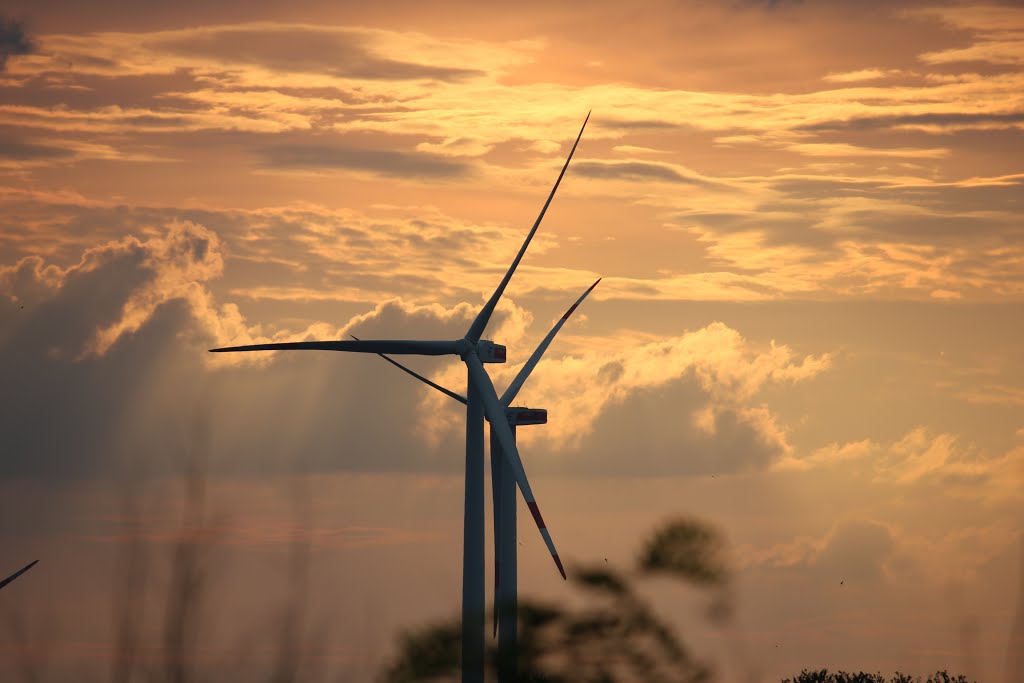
[210,113,591,682]
[369,278,599,681]
[0,560,38,590]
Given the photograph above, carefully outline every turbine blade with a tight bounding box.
[209,339,461,355]
[465,112,591,343]
[0,560,38,590]
[466,355,566,580]
[500,278,601,406]
[352,335,467,404]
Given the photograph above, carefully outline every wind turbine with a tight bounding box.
[210,113,591,682]
[0,560,38,590]
[366,278,599,681]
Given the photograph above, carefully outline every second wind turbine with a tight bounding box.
[367,277,599,681]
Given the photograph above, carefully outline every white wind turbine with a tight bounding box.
[365,277,599,680]
[210,113,591,682]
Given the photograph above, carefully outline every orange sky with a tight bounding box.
[1,2,1023,681]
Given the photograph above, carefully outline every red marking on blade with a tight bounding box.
[527,502,546,529]
[553,554,567,580]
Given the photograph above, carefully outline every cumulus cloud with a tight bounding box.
[1,221,831,481]
[774,427,1024,503]
[0,221,556,479]
[1,220,268,362]
[743,518,900,580]
[443,322,833,475]
[85,222,225,356]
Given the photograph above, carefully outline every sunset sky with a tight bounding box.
[1,1,1023,680]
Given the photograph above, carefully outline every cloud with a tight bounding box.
[15,22,516,84]
[572,160,713,185]
[738,518,897,583]
[772,439,875,472]
[823,68,904,83]
[154,26,485,82]
[0,222,537,479]
[797,111,1024,133]
[908,5,1024,66]
[774,427,1024,503]
[257,143,471,178]
[784,142,950,159]
[814,519,896,582]
[0,137,72,161]
[1,220,833,480]
[0,220,260,360]
[461,322,833,475]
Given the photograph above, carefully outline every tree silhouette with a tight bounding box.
[781,671,974,683]
[380,517,727,683]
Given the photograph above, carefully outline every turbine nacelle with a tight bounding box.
[507,407,547,426]
[474,339,506,364]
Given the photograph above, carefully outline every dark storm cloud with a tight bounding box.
[0,16,34,71]
[0,138,74,161]
[155,27,484,82]
[573,160,710,185]
[258,144,471,178]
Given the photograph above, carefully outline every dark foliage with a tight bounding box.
[380,517,726,683]
[637,519,728,587]
[0,16,34,70]
[781,670,974,683]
